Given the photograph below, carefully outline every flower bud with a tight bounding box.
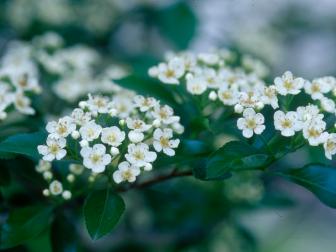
[255,101,264,110]
[144,163,153,171]
[79,101,87,109]
[234,104,244,113]
[42,189,50,197]
[110,147,120,155]
[128,131,144,143]
[71,130,80,139]
[153,119,161,128]
[209,91,217,101]
[62,190,72,200]
[43,171,53,180]
[67,174,75,183]
[109,108,117,117]
[119,119,125,126]
[80,139,89,147]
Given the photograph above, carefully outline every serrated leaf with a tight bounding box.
[0,131,47,160]
[83,189,125,240]
[277,164,336,208]
[0,205,53,249]
[200,141,270,180]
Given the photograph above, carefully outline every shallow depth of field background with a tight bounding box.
[1,0,336,251]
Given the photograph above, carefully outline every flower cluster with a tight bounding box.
[38,94,184,184]
[0,41,41,120]
[149,51,336,160]
[35,160,73,200]
[32,32,130,103]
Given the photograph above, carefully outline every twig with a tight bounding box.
[117,170,193,192]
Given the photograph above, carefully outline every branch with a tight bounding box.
[117,170,193,192]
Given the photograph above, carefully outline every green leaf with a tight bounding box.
[114,75,179,108]
[201,141,270,180]
[51,214,77,252]
[0,131,47,160]
[0,165,11,187]
[156,2,197,49]
[277,164,336,208]
[0,205,53,249]
[83,189,125,240]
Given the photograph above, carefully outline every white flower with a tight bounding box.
[111,95,134,118]
[274,111,302,137]
[46,116,76,138]
[69,164,84,175]
[38,136,67,161]
[217,87,239,106]
[49,180,63,196]
[323,133,336,160]
[13,92,35,115]
[186,76,207,95]
[157,57,185,84]
[126,118,151,132]
[71,108,91,126]
[128,131,144,143]
[125,143,157,167]
[274,71,304,95]
[153,128,180,156]
[198,53,219,65]
[303,122,328,146]
[62,191,72,200]
[304,79,331,100]
[320,97,335,113]
[80,144,111,173]
[35,160,51,173]
[203,68,221,88]
[152,105,179,125]
[237,108,265,138]
[101,126,125,146]
[11,73,40,93]
[261,85,279,109]
[86,94,111,114]
[133,95,158,112]
[113,161,140,183]
[79,121,102,142]
[296,105,321,124]
[239,91,261,108]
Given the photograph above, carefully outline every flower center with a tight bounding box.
[281,119,292,128]
[122,170,133,181]
[133,151,144,160]
[284,80,293,90]
[91,154,101,164]
[246,119,256,129]
[165,69,175,78]
[50,144,59,154]
[160,137,170,148]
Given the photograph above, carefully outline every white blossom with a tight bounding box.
[125,143,157,167]
[274,71,304,95]
[237,108,265,138]
[323,133,336,160]
[153,128,180,156]
[46,116,76,138]
[113,161,140,183]
[38,136,67,161]
[157,57,185,84]
[274,111,302,137]
[80,144,111,173]
[101,126,125,147]
[79,121,102,142]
